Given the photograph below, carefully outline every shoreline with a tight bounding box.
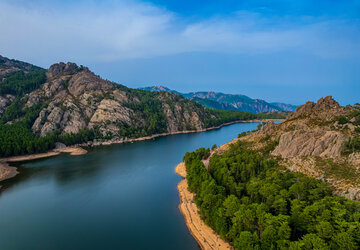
[0,147,88,183]
[0,119,282,183]
[176,162,232,250]
[0,162,18,182]
[77,119,284,147]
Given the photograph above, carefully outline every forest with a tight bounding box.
[0,67,46,96]
[183,142,360,249]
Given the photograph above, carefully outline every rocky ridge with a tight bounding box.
[0,55,35,80]
[0,59,233,142]
[236,96,360,200]
[141,85,297,113]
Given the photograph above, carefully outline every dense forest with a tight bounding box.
[0,67,46,97]
[183,142,360,249]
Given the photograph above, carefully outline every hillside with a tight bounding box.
[0,55,39,80]
[216,96,360,200]
[180,96,360,249]
[0,56,283,158]
[140,85,297,113]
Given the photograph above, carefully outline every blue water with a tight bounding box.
[0,122,260,250]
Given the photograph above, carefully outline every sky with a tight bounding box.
[0,0,359,105]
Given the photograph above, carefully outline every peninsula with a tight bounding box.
[178,97,360,249]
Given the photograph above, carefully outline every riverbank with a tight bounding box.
[176,162,232,250]
[0,119,282,183]
[78,119,284,148]
[0,147,87,182]
[0,162,18,182]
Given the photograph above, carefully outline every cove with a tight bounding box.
[0,122,261,250]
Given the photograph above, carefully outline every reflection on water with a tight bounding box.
[0,122,261,250]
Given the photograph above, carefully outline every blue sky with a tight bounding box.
[0,0,359,105]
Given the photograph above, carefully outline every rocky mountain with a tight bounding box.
[239,96,360,200]
[0,55,38,80]
[140,85,297,113]
[0,55,282,158]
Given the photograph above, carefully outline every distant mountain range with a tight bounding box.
[140,86,297,113]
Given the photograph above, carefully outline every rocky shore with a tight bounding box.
[176,162,232,250]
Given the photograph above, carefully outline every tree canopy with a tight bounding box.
[183,142,360,249]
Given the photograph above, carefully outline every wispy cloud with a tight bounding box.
[0,0,359,66]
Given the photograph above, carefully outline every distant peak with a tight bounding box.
[289,96,341,120]
[153,85,170,91]
[316,96,340,108]
[47,62,78,78]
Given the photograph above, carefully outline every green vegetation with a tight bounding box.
[0,69,101,157]
[0,67,285,158]
[203,110,256,127]
[183,142,360,249]
[238,131,249,138]
[0,122,56,157]
[315,157,359,183]
[191,97,230,110]
[344,137,360,154]
[0,68,46,96]
[0,122,100,157]
[204,110,286,128]
[119,89,167,138]
[0,119,100,157]
[337,116,349,125]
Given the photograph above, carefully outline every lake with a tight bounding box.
[0,122,261,250]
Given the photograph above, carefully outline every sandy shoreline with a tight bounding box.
[0,162,18,182]
[0,119,282,183]
[176,162,232,250]
[1,147,88,163]
[0,147,88,182]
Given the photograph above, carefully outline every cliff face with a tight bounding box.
[0,59,223,141]
[242,96,360,200]
[28,63,121,136]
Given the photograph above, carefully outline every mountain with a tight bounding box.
[239,96,360,200]
[140,85,297,113]
[140,85,181,95]
[269,102,297,112]
[181,96,360,249]
[0,55,38,80]
[0,56,282,158]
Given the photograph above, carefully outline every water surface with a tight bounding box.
[0,122,260,250]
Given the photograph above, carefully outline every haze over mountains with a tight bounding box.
[141,85,297,113]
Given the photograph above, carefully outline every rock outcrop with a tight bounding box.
[1,58,228,141]
[241,96,360,200]
[46,62,78,79]
[272,129,346,158]
[0,55,35,80]
[0,95,15,117]
[288,96,343,121]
